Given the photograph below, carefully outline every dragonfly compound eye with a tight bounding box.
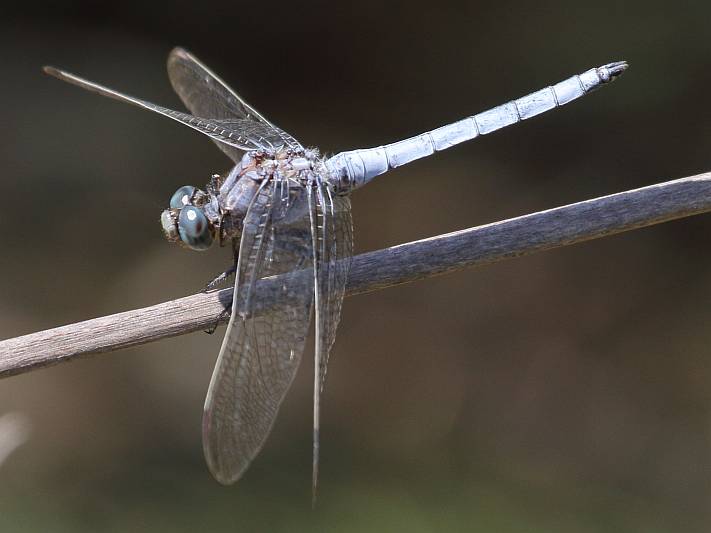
[178,206,214,251]
[169,185,197,209]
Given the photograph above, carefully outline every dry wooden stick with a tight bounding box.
[1,172,710,379]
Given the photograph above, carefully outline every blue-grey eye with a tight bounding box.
[178,206,213,251]
[170,185,197,209]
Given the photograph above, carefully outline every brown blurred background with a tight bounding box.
[1,1,711,531]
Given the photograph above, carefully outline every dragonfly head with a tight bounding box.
[161,185,216,251]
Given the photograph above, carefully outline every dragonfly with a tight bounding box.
[44,48,627,500]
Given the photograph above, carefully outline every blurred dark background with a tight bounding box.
[1,1,711,531]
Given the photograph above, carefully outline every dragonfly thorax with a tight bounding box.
[160,148,325,252]
[233,147,320,181]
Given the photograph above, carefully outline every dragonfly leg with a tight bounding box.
[204,304,232,335]
[203,265,237,292]
[205,237,239,291]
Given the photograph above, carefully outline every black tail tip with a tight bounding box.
[598,61,628,82]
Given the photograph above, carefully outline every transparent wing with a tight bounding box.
[314,182,353,391]
[307,176,353,501]
[167,47,303,154]
[203,179,315,484]
[43,66,282,158]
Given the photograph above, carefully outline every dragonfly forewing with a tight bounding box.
[43,66,288,156]
[167,47,303,157]
[203,178,315,484]
[313,186,353,391]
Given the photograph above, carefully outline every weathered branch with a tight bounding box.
[1,172,710,378]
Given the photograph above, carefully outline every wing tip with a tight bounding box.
[168,46,193,64]
[42,65,62,79]
[312,426,320,508]
[202,439,250,487]
[42,66,83,87]
[202,405,249,486]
